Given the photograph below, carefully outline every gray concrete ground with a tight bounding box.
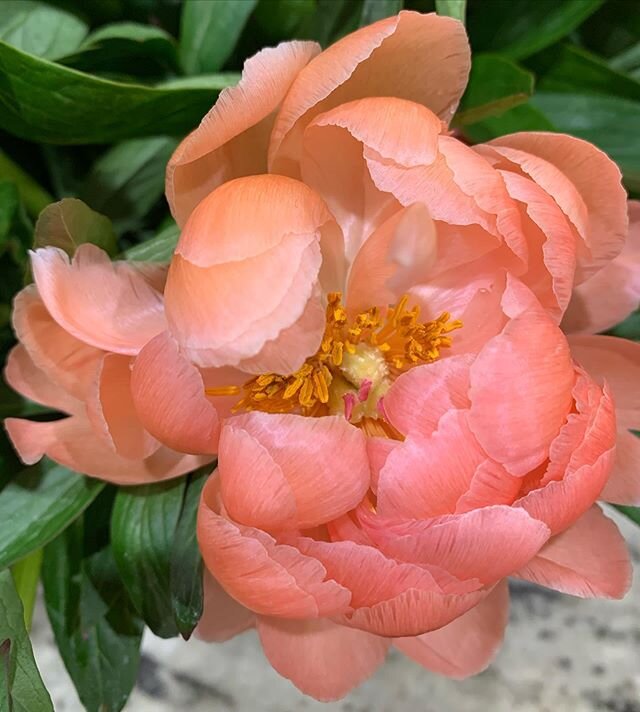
[32,508,640,712]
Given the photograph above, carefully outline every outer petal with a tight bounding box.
[196,570,255,642]
[469,299,575,476]
[394,580,509,678]
[270,11,470,173]
[12,286,103,401]
[601,429,640,505]
[166,41,320,226]
[197,476,351,618]
[4,344,82,415]
[515,506,631,599]
[219,412,370,531]
[131,331,221,455]
[4,415,208,485]
[30,244,166,355]
[164,175,329,371]
[563,200,640,334]
[482,133,627,281]
[86,353,160,460]
[257,617,389,701]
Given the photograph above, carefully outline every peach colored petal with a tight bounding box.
[195,570,255,642]
[270,11,470,173]
[346,203,437,313]
[131,331,221,455]
[455,460,522,513]
[563,200,640,334]
[257,617,389,701]
[4,344,82,415]
[86,353,159,460]
[219,413,369,531]
[362,506,550,585]
[12,286,103,401]
[167,41,320,226]
[377,410,485,518]
[30,244,166,355]
[197,478,351,618]
[515,505,631,599]
[165,175,329,371]
[601,429,640,506]
[568,334,640,430]
[4,415,209,485]
[484,133,627,282]
[469,299,575,476]
[394,580,509,678]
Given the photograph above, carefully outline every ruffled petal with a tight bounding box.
[257,617,389,701]
[167,41,320,226]
[197,476,351,618]
[270,11,470,172]
[30,244,166,355]
[515,505,631,599]
[195,570,255,642]
[131,331,221,455]
[4,415,208,485]
[563,200,640,334]
[165,175,329,371]
[219,412,369,531]
[394,580,509,678]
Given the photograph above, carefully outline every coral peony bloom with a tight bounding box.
[127,10,640,698]
[4,244,209,484]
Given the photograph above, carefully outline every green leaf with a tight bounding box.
[615,505,640,526]
[80,137,177,232]
[0,569,53,712]
[531,91,640,192]
[0,1,88,60]
[125,221,179,262]
[60,21,179,78]
[531,44,640,102]
[606,310,640,341]
[10,549,42,630]
[360,0,403,26]
[42,511,144,712]
[0,152,52,219]
[0,182,32,265]
[468,0,604,60]
[610,41,640,76]
[462,101,555,144]
[435,0,466,24]
[0,460,105,570]
[180,0,257,74]
[34,198,118,256]
[171,469,209,639]
[454,54,534,125]
[0,40,236,144]
[253,0,316,41]
[111,477,187,638]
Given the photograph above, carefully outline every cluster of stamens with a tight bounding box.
[205,293,461,422]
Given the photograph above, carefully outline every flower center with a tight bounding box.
[205,293,461,423]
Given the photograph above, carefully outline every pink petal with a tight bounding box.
[164,175,329,371]
[219,412,370,531]
[516,505,631,599]
[86,353,159,460]
[12,286,103,401]
[257,617,389,701]
[362,506,550,585]
[195,570,255,642]
[167,41,320,226]
[455,459,522,513]
[131,331,221,455]
[563,200,640,334]
[197,476,351,618]
[4,415,209,485]
[394,580,509,678]
[30,244,166,355]
[4,344,81,415]
[270,11,470,172]
[601,429,640,506]
[468,297,575,476]
[377,409,486,518]
[483,133,627,282]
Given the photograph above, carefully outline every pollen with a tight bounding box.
[205,293,462,421]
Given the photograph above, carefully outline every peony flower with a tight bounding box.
[125,10,640,699]
[4,244,209,484]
